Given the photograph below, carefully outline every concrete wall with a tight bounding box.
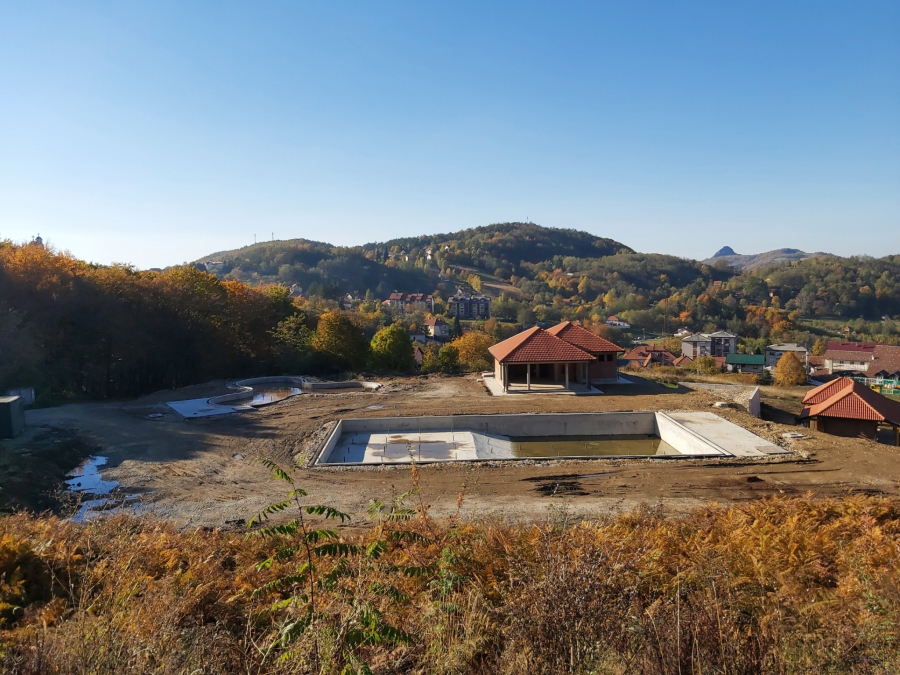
[654,412,727,455]
[338,411,658,438]
[314,411,738,465]
[0,396,25,439]
[207,376,307,405]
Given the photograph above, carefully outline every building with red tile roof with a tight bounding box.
[799,377,900,444]
[621,345,678,369]
[822,341,900,380]
[545,321,624,380]
[488,325,624,392]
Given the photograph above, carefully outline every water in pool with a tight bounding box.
[509,434,672,457]
[250,387,302,404]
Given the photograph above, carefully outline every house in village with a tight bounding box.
[620,345,678,368]
[422,317,450,340]
[447,294,491,319]
[488,324,624,393]
[820,341,900,381]
[681,331,738,359]
[605,315,631,328]
[726,353,765,374]
[799,377,900,445]
[387,292,434,314]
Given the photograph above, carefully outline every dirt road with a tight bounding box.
[11,375,900,528]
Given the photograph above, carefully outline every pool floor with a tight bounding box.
[324,431,678,464]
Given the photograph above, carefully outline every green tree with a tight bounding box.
[451,316,462,338]
[312,310,369,370]
[436,344,460,373]
[370,324,414,372]
[774,351,807,386]
[271,313,314,372]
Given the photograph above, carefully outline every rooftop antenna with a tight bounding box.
[254,234,256,244]
[271,232,274,241]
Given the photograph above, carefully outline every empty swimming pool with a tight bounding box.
[313,412,788,465]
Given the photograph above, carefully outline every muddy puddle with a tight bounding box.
[65,456,139,522]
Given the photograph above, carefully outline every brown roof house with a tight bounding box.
[488,324,624,393]
[822,341,900,380]
[422,317,450,340]
[621,345,677,369]
[545,321,624,381]
[799,377,900,445]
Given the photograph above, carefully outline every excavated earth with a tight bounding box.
[8,374,900,528]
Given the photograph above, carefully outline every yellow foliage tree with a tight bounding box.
[466,274,482,293]
[450,331,495,372]
[773,351,807,387]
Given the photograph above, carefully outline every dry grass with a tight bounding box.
[1,493,899,674]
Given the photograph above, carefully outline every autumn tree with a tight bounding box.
[466,274,483,293]
[312,310,369,371]
[369,324,414,372]
[694,356,722,375]
[773,351,807,387]
[811,338,827,356]
[450,331,494,372]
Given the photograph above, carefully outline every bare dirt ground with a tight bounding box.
[9,374,900,528]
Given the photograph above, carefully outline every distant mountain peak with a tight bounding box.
[713,246,737,257]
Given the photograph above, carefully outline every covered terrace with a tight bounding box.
[488,326,598,393]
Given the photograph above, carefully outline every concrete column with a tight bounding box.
[565,363,569,389]
[503,364,508,393]
[527,363,531,390]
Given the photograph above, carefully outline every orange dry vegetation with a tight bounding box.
[1,494,899,674]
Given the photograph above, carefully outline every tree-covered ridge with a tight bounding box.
[197,238,432,299]
[367,221,632,273]
[195,222,632,297]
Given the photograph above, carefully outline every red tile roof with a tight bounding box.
[800,378,900,425]
[489,327,595,363]
[802,377,855,404]
[545,321,624,353]
[673,355,693,367]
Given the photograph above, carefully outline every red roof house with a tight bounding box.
[545,321,624,381]
[799,377,900,444]
[488,325,621,393]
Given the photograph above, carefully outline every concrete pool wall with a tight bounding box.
[208,376,307,406]
[312,411,771,466]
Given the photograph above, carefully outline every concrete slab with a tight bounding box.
[664,412,788,456]
[482,374,603,396]
[167,398,254,418]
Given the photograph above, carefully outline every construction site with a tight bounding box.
[1,372,896,528]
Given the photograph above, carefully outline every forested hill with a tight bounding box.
[370,222,632,266]
[193,222,633,298]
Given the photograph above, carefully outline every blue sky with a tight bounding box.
[1,1,898,268]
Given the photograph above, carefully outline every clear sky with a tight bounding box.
[1,2,898,268]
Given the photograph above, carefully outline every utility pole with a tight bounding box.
[254,234,256,244]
